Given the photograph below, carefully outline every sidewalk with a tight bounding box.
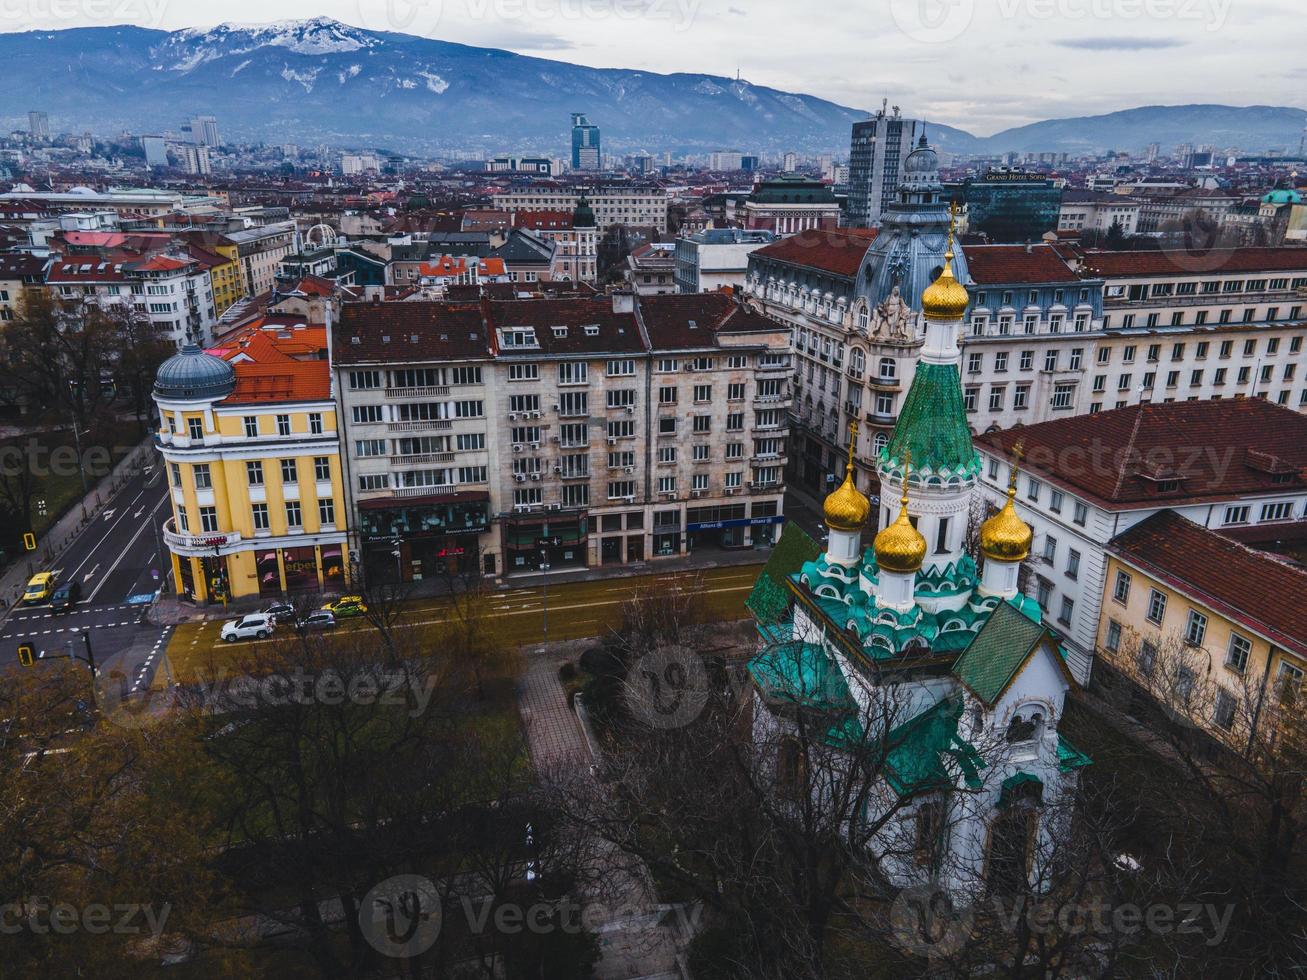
[0,440,154,629]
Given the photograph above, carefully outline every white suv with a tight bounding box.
[220,614,274,643]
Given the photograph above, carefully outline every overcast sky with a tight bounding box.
[5,0,1300,133]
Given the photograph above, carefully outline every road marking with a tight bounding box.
[88,495,166,603]
[83,563,100,583]
[102,510,115,521]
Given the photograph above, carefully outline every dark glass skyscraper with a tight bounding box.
[570,112,601,171]
[846,107,923,228]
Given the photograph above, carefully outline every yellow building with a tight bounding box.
[1096,510,1306,741]
[189,241,245,318]
[153,344,348,603]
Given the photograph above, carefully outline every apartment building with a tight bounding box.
[492,185,669,233]
[673,229,777,293]
[224,221,297,297]
[514,200,598,282]
[0,252,49,322]
[973,400,1307,683]
[47,252,219,347]
[332,292,789,581]
[1057,190,1141,236]
[624,242,677,295]
[1096,510,1307,743]
[152,343,348,603]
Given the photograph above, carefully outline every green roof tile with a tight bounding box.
[747,642,854,709]
[746,523,822,624]
[884,697,985,796]
[1057,734,1093,772]
[950,601,1047,707]
[882,361,980,478]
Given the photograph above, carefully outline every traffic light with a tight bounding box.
[16,644,34,667]
[22,533,35,551]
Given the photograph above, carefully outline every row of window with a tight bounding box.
[176,498,335,534]
[1107,305,1305,329]
[174,457,334,490]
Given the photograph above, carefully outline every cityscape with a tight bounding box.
[0,7,1305,980]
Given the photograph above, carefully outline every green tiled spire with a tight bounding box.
[881,361,980,480]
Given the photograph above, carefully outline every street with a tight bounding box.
[163,562,765,682]
[0,462,173,694]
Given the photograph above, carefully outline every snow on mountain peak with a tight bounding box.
[166,17,378,69]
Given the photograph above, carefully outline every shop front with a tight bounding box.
[359,492,491,583]
[503,511,588,573]
[686,511,786,552]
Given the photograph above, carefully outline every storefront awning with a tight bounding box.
[359,491,490,510]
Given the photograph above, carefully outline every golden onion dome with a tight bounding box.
[980,485,1033,563]
[823,463,871,532]
[874,496,927,574]
[921,249,969,322]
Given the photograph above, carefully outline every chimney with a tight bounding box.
[611,290,634,314]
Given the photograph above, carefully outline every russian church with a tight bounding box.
[745,224,1091,899]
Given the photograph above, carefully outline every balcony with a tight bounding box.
[390,452,455,466]
[393,484,456,498]
[163,518,241,556]
[865,375,901,392]
[385,385,450,398]
[387,419,452,432]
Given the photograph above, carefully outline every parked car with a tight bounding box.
[262,601,296,623]
[220,614,274,643]
[321,595,368,618]
[297,610,336,633]
[23,572,55,605]
[50,581,82,612]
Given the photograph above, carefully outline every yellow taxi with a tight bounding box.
[23,572,56,604]
[321,595,368,618]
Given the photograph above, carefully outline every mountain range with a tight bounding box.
[0,18,1303,158]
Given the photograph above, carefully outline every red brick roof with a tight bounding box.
[514,210,576,231]
[751,227,878,279]
[640,291,778,348]
[977,399,1307,509]
[226,361,331,404]
[1109,510,1307,659]
[486,297,644,355]
[1078,247,1307,279]
[964,244,1083,285]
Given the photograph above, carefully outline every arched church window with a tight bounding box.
[1005,705,1045,745]
[849,348,866,378]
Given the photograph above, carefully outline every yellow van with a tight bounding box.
[23,572,56,604]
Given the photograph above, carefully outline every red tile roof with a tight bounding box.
[964,244,1083,285]
[977,399,1307,509]
[1109,510,1307,659]
[47,259,125,283]
[751,227,878,279]
[226,361,331,404]
[335,301,491,363]
[514,210,576,230]
[1078,247,1307,279]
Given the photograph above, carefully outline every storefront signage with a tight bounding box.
[686,515,787,532]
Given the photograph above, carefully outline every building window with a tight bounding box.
[1026,477,1041,503]
[1113,570,1131,603]
[276,414,291,436]
[1048,489,1063,513]
[318,499,335,527]
[198,506,218,533]
[1106,619,1122,652]
[1213,689,1237,731]
[251,503,269,530]
[1223,505,1250,526]
[246,461,264,486]
[281,459,298,484]
[1051,384,1075,410]
[243,416,258,438]
[314,457,331,482]
[1058,596,1074,626]
[1146,589,1167,624]
[193,463,212,490]
[1184,610,1208,646]
[1138,640,1157,676]
[1066,549,1080,580]
[1226,633,1251,674]
[963,387,978,413]
[187,417,204,440]
[1073,501,1088,526]
[1261,502,1294,522]
[285,501,303,528]
[1036,579,1052,610]
[934,517,950,555]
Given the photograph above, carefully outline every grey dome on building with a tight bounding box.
[855,132,968,313]
[153,344,236,401]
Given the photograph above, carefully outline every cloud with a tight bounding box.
[727,5,746,13]
[1053,37,1188,51]
[450,23,572,50]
